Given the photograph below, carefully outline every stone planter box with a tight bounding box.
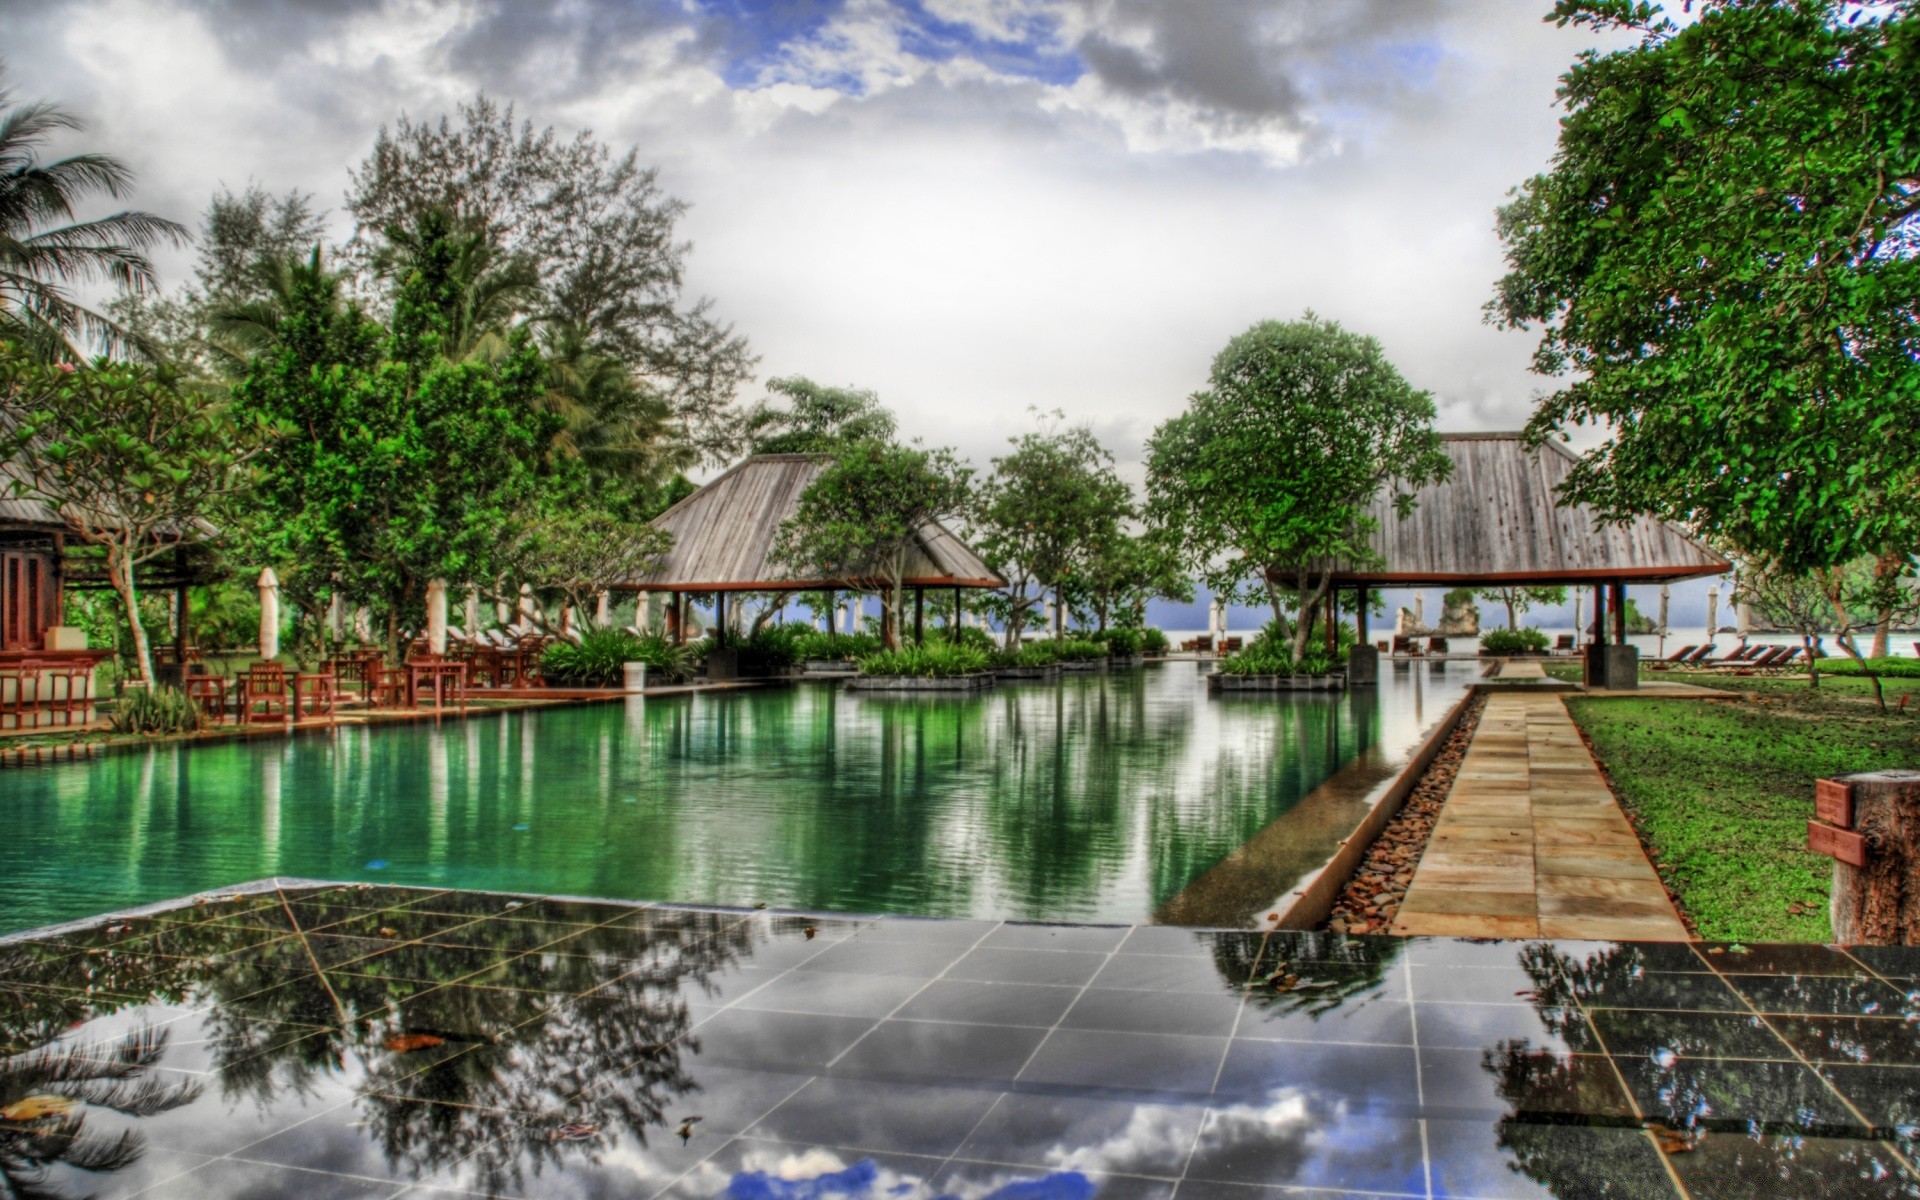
[800,659,858,676]
[1207,672,1346,692]
[848,673,997,692]
[994,664,1063,681]
[1109,653,1146,668]
[1058,659,1110,673]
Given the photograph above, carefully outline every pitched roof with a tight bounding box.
[619,453,1004,592]
[1337,433,1729,584]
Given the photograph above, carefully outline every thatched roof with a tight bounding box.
[1336,433,1728,585]
[619,453,1003,592]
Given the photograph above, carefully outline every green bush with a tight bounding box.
[1818,655,1920,679]
[1215,620,1344,676]
[992,641,1062,668]
[739,623,810,669]
[1058,638,1108,662]
[791,630,882,661]
[544,628,696,685]
[1140,627,1169,655]
[111,685,203,735]
[1089,628,1145,656]
[1480,627,1550,655]
[857,642,991,677]
[931,624,997,652]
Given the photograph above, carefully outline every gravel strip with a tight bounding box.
[1322,693,1487,935]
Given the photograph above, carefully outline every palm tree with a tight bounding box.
[538,318,692,489]
[0,77,187,357]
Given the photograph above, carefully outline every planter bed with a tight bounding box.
[994,664,1063,681]
[799,659,858,676]
[847,673,997,692]
[1207,672,1346,692]
[1108,654,1146,668]
[1058,659,1110,673]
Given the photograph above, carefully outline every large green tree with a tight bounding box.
[1492,0,1920,582]
[0,344,273,683]
[0,77,186,356]
[232,211,558,661]
[974,414,1132,646]
[742,376,896,455]
[1147,314,1451,663]
[346,96,755,463]
[772,439,972,650]
[1477,585,1568,631]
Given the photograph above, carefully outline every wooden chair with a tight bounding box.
[293,672,337,720]
[239,663,290,724]
[1760,646,1804,672]
[1426,636,1449,655]
[1392,636,1417,657]
[0,660,41,731]
[1552,635,1577,656]
[369,666,410,708]
[184,674,229,724]
[48,661,94,727]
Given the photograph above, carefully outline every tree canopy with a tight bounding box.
[1493,0,1920,579]
[1147,314,1450,661]
[742,376,896,455]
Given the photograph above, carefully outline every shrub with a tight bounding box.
[1480,627,1550,655]
[739,623,810,670]
[1817,655,1920,679]
[992,641,1062,668]
[1215,620,1344,676]
[111,685,203,735]
[791,630,882,661]
[544,628,696,685]
[857,642,991,677]
[1140,627,1169,655]
[1089,628,1145,656]
[1058,638,1108,662]
[931,624,996,652]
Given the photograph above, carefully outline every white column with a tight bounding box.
[518,583,537,627]
[595,591,611,627]
[258,568,280,661]
[636,593,652,633]
[465,588,481,635]
[1705,586,1720,642]
[426,578,448,656]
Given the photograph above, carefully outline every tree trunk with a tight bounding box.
[1290,570,1332,664]
[886,580,903,651]
[1827,771,1920,945]
[1505,594,1519,631]
[108,544,155,687]
[1053,587,1065,641]
[1804,632,1821,689]
[386,603,401,667]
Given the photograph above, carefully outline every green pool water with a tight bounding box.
[0,662,1475,934]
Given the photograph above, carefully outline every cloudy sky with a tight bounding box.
[11,0,1712,627]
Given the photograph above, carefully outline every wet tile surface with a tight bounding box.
[3,885,1919,1199]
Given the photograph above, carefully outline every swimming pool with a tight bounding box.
[0,661,1477,934]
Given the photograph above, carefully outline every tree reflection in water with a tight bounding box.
[1211,929,1406,1016]
[0,890,760,1197]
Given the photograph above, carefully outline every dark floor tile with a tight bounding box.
[1815,1063,1920,1135]
[584,1063,807,1139]
[1212,1042,1420,1115]
[1410,965,1564,1006]
[1567,969,1748,1013]
[1583,941,1715,975]
[1173,1181,1408,1200]
[1414,1001,1598,1054]
[1088,954,1247,997]
[948,947,1110,988]
[893,979,1079,1028]
[732,968,926,1019]
[1405,938,1565,970]
[953,1092,1206,1173]
[746,1076,1001,1155]
[1726,972,1910,1017]
[1846,945,1920,982]
[110,1063,367,1161]
[1063,986,1244,1038]
[1701,944,1862,977]
[690,1007,876,1071]
[1613,1055,1863,1137]
[679,964,788,1010]
[1426,1120,1679,1200]
[650,1138,950,1200]
[980,924,1129,953]
[1116,926,1242,959]
[315,907,495,946]
[1021,1028,1226,1094]
[1182,1100,1426,1195]
[1588,1008,1793,1062]
[140,1157,406,1199]
[1235,996,1412,1047]
[1773,1014,1920,1067]
[934,1161,1180,1200]
[335,941,532,986]
[793,938,967,979]
[1421,1046,1636,1124]
[236,1097,521,1184]
[831,1018,1049,1084]
[843,917,998,947]
[1664,1130,1920,1200]
[724,932,843,972]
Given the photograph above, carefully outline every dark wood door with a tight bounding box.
[1,551,52,650]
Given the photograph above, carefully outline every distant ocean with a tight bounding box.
[1160,627,1920,658]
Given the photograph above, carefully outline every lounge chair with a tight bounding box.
[1655,644,1699,667]
[1552,634,1577,656]
[1679,644,1719,666]
[1427,636,1449,655]
[1758,646,1804,673]
[1731,646,1786,671]
[1392,636,1417,657]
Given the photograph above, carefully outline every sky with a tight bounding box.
[8,0,1729,628]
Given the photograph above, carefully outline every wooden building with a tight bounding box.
[618,453,1003,643]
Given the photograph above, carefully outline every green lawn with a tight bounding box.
[1564,675,1920,942]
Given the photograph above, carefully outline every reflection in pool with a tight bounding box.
[0,662,1477,935]
[2,887,1914,1200]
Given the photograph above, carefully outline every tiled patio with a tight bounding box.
[1391,692,1689,941]
[2,883,1916,1199]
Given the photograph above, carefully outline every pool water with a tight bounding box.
[0,662,1475,934]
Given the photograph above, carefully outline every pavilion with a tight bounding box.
[1324,433,1730,688]
[616,453,1004,650]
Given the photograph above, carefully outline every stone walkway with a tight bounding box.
[1389,691,1689,941]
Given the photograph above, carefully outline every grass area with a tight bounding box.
[1565,676,1920,942]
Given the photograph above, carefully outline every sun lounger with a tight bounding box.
[1680,644,1718,665]
[1730,646,1785,671]
[1552,635,1576,656]
[1758,646,1803,672]
[1427,636,1448,655]
[1658,644,1699,665]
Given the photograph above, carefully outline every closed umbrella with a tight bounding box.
[1705,586,1720,644]
[1657,584,1671,656]
[1413,591,1426,630]
[1572,592,1583,648]
[466,588,481,636]
[258,568,280,661]
[426,579,447,656]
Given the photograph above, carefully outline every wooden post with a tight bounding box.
[1325,587,1338,657]
[1354,587,1368,646]
[1610,581,1627,645]
[668,591,682,645]
[914,587,925,645]
[714,593,728,649]
[824,588,835,633]
[953,587,962,633]
[1812,771,1920,944]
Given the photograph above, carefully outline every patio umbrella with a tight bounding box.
[466,589,481,635]
[595,591,611,627]
[1705,587,1720,641]
[426,578,447,655]
[258,568,279,661]
[518,583,537,628]
[1737,595,1753,643]
[1413,591,1425,630]
[1572,592,1583,647]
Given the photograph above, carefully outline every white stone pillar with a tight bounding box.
[595,591,611,628]
[426,578,448,656]
[465,588,480,635]
[258,568,280,661]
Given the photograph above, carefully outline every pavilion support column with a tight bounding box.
[174,584,189,666]
[914,587,925,645]
[1610,581,1628,645]
[1347,585,1378,686]
[714,593,728,649]
[1354,587,1369,646]
[953,587,962,634]
[1325,588,1338,658]
[668,591,682,646]
[824,588,835,634]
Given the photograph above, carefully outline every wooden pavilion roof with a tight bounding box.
[619,453,1004,593]
[1335,433,1729,585]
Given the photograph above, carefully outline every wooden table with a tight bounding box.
[293,672,337,720]
[183,675,229,724]
[407,659,468,710]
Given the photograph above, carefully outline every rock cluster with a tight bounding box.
[1323,694,1487,935]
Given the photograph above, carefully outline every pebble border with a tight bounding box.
[1322,692,1487,935]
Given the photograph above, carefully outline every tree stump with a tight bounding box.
[1814,771,1920,945]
